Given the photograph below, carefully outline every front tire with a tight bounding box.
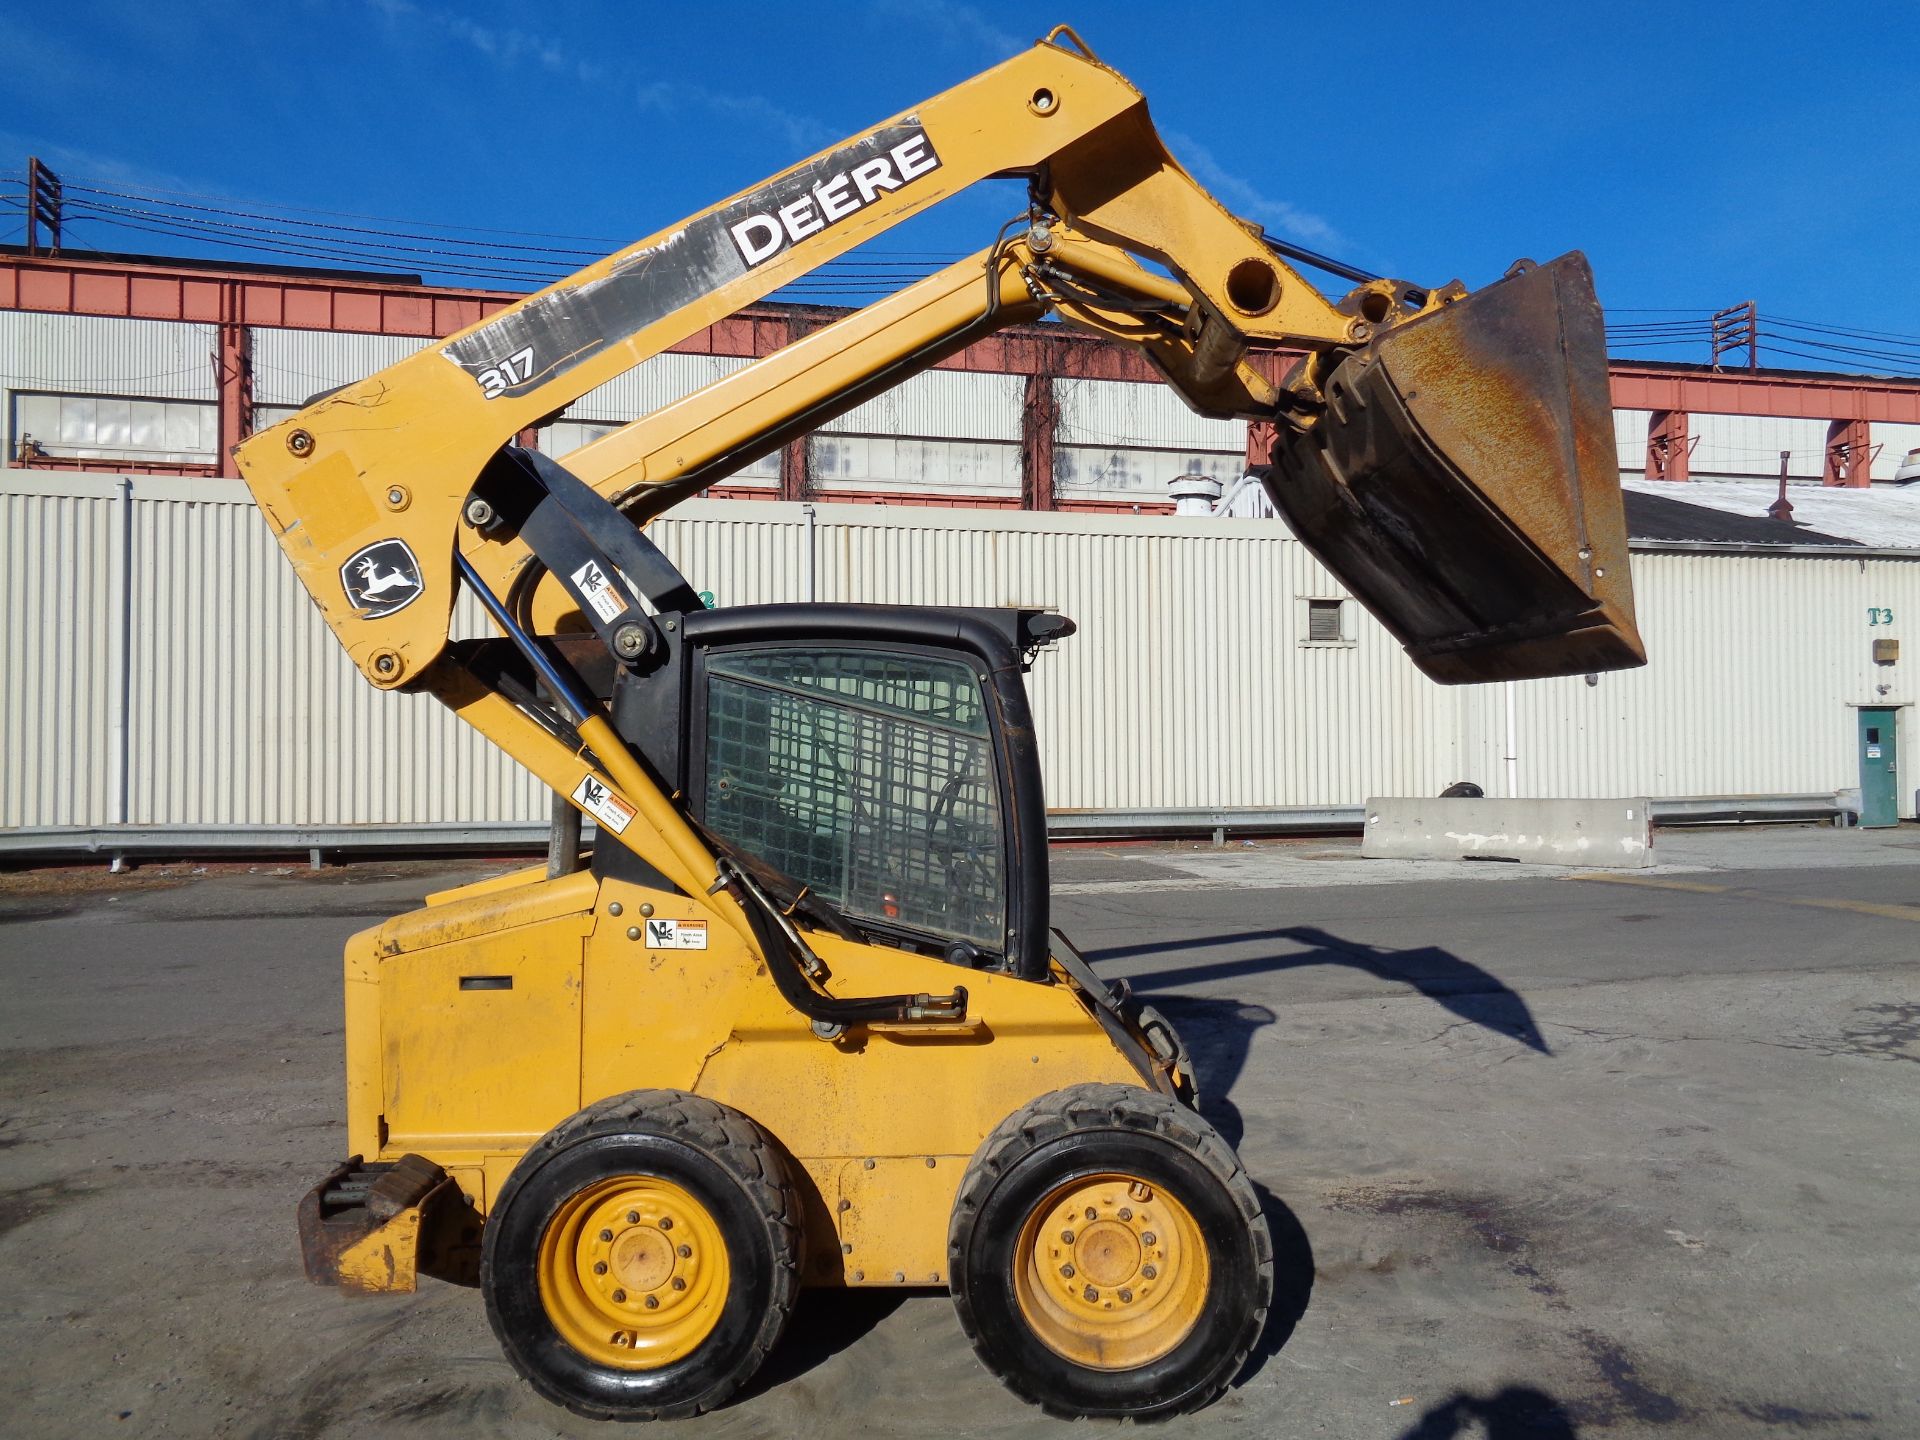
[949,1083,1272,1419]
[481,1090,800,1420]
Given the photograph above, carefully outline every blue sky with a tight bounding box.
[3,0,1917,371]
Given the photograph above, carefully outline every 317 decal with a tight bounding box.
[476,346,535,399]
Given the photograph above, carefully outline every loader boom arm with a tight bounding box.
[234,25,1643,908]
[237,26,1356,692]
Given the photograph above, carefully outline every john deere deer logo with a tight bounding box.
[340,540,424,619]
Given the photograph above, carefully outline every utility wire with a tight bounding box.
[18,171,1920,369]
[1771,314,1920,346]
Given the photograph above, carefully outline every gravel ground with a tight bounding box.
[1,825,1915,1439]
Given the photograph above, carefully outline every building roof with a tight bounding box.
[1623,478,1920,550]
[1623,487,1857,547]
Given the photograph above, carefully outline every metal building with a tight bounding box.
[3,472,1913,839]
[3,248,1918,845]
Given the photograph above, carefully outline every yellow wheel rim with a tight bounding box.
[536,1175,730,1369]
[1012,1172,1210,1370]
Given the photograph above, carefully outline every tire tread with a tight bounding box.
[948,1083,1272,1419]
[482,1088,801,1422]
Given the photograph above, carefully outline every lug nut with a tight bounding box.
[599,1229,614,1242]
[677,1244,692,1258]
[1119,1208,1133,1221]
[611,1289,627,1303]
[1060,1263,1075,1279]
[626,1211,640,1224]
[1060,1230,1075,1245]
[645,1295,659,1309]
[594,1261,608,1276]
[671,1277,686,1291]
[1142,1264,1157,1279]
[1141,1232,1157,1247]
[659,1217,673,1231]
[1084,1206,1097,1222]
[1082,1285,1099,1303]
[1119,1288,1133,1304]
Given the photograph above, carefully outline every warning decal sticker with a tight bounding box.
[644,918,709,950]
[569,559,629,624]
[571,774,635,835]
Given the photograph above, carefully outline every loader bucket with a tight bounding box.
[1264,252,1644,685]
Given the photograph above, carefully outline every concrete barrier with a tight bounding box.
[1361,797,1654,868]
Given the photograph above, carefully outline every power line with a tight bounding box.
[1770,313,1920,346]
[17,169,1920,372]
[1758,341,1920,378]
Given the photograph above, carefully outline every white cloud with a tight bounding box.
[365,0,606,84]
[632,82,836,158]
[1162,129,1344,253]
[869,0,1024,58]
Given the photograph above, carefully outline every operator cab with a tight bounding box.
[594,603,1074,981]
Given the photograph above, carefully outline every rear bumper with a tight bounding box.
[297,1154,476,1293]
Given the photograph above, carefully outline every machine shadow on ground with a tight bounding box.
[1090,925,1547,1148]
[1390,1385,1584,1438]
[1095,933,1585,1431]
[1233,1180,1317,1388]
[740,1288,909,1399]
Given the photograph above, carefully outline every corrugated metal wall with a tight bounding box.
[813,369,1023,497]
[1054,377,1245,504]
[1466,552,1912,798]
[1874,422,1920,480]
[2,313,218,400]
[2,471,1914,828]
[250,330,432,407]
[1613,407,1651,478]
[1692,412,1830,480]
[1,475,127,826]
[3,314,222,463]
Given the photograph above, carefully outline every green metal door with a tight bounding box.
[1858,708,1900,828]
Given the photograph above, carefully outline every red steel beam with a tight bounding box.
[0,254,1175,382]
[1608,363,1920,423]
[10,254,1920,426]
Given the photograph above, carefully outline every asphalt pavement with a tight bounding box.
[1,824,1916,1438]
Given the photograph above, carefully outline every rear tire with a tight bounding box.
[949,1083,1271,1419]
[481,1090,800,1420]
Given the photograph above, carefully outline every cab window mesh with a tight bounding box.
[703,649,1005,951]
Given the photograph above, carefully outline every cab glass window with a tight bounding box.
[702,648,1005,951]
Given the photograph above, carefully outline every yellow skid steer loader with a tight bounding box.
[238,25,1642,1421]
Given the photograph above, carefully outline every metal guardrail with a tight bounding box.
[0,822,565,871]
[0,793,1860,867]
[1649,794,1857,825]
[1046,806,1364,842]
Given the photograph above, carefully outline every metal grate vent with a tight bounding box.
[1307,598,1345,642]
[702,649,1004,951]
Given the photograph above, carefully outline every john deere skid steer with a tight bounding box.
[237,25,1643,1421]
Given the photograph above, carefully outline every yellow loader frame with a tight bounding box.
[238,24,1641,1421]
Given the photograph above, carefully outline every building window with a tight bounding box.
[1302,597,1351,645]
[11,392,217,465]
